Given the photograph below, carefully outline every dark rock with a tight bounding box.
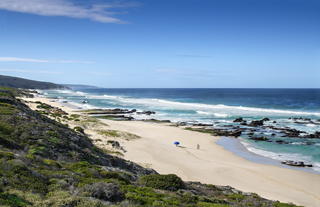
[144,119,171,123]
[240,121,247,125]
[290,117,312,122]
[137,111,156,115]
[86,108,135,115]
[233,117,244,122]
[248,120,264,127]
[281,160,313,167]
[177,122,187,126]
[250,136,269,141]
[305,141,315,145]
[229,130,242,137]
[107,140,121,149]
[193,123,214,127]
[304,131,320,139]
[281,129,302,138]
[212,129,242,137]
[261,118,270,122]
[94,114,134,121]
[275,140,288,144]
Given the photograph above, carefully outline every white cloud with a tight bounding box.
[0,57,48,63]
[0,57,94,64]
[0,0,135,23]
[0,69,62,74]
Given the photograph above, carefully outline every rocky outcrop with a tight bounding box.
[233,117,244,122]
[248,120,264,127]
[275,140,289,144]
[305,131,320,138]
[281,160,313,167]
[192,123,214,127]
[211,128,242,137]
[85,108,137,115]
[136,110,156,115]
[94,114,134,121]
[249,136,269,141]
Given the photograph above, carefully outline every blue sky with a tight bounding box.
[0,0,319,88]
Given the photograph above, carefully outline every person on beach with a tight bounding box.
[197,144,200,150]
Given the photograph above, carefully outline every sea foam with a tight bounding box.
[48,90,320,117]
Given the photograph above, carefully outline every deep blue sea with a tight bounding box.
[42,88,320,172]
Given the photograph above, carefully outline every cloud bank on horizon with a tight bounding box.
[0,57,94,64]
[0,0,135,23]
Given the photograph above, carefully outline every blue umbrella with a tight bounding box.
[174,141,180,146]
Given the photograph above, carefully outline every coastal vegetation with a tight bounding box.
[0,75,66,89]
[0,87,302,207]
[98,130,140,140]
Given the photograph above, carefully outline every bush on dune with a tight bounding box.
[139,174,185,191]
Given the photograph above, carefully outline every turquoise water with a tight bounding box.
[41,88,320,172]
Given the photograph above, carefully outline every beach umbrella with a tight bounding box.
[174,141,180,146]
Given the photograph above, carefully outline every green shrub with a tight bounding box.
[48,137,61,144]
[273,202,301,207]
[0,103,16,115]
[227,193,245,201]
[47,130,59,137]
[43,159,61,168]
[70,114,81,119]
[139,174,185,191]
[0,122,14,135]
[98,130,120,137]
[36,102,52,110]
[0,151,14,160]
[74,126,85,134]
[123,185,164,205]
[0,159,48,194]
[0,192,30,207]
[197,202,230,207]
[28,146,46,156]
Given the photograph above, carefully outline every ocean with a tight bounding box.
[41,88,320,173]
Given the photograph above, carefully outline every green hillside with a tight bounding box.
[0,75,66,89]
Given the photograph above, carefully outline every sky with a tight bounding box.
[0,0,319,88]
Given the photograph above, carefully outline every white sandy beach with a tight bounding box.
[22,96,320,207]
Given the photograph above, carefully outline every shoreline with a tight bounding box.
[21,95,320,207]
[216,136,320,175]
[42,94,320,174]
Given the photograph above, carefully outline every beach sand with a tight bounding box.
[22,96,320,207]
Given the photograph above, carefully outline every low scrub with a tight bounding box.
[139,174,185,191]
